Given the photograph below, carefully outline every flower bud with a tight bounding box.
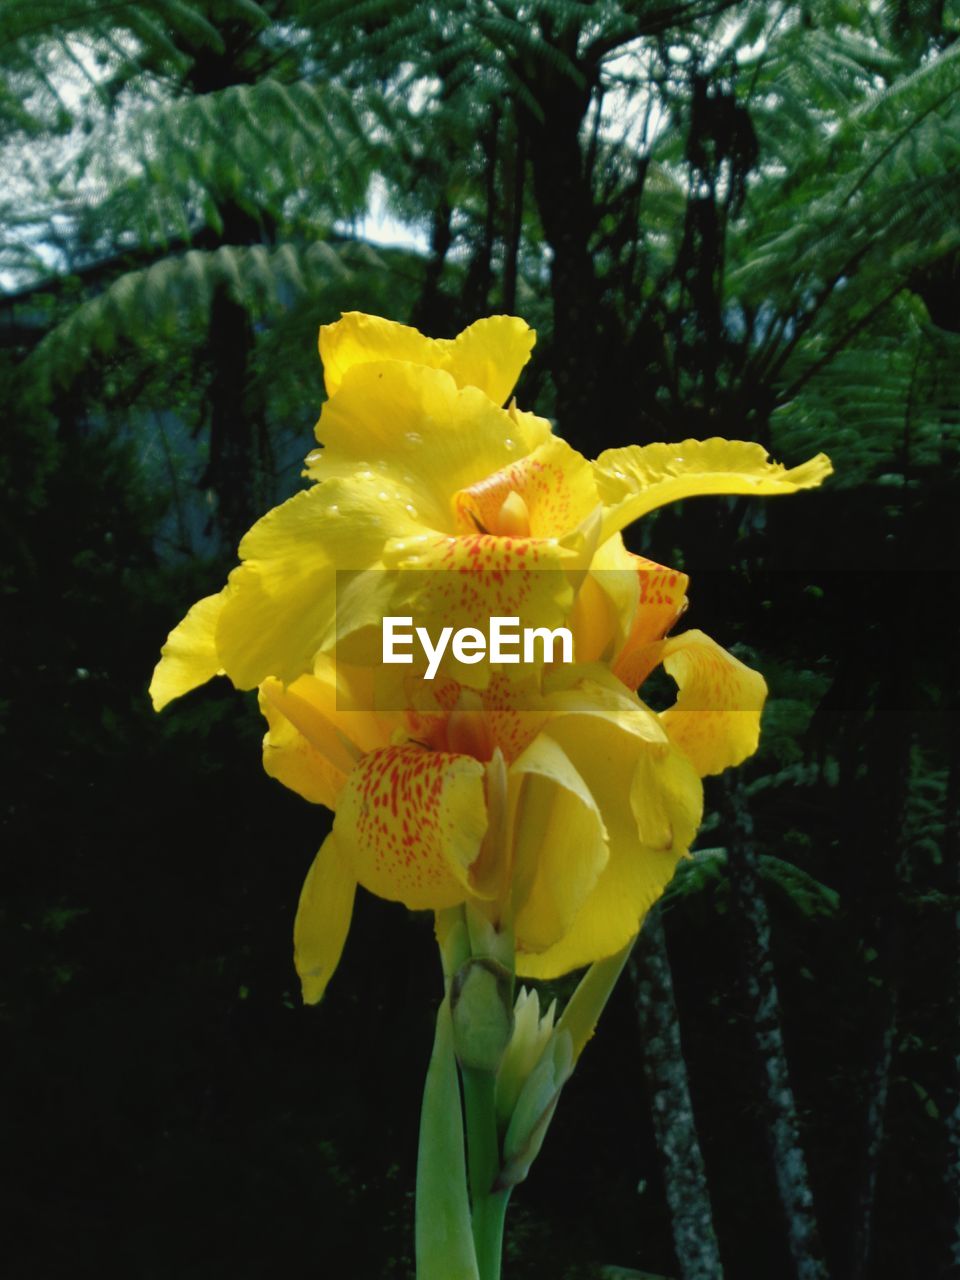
[495,986,557,1129]
[497,1027,574,1190]
[449,957,514,1073]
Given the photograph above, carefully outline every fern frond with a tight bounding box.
[24,240,374,386]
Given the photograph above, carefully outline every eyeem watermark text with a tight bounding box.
[383,616,573,680]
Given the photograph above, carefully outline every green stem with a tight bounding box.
[462,1066,510,1280]
[472,1189,510,1280]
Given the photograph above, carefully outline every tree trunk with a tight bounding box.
[521,83,622,451]
[205,284,261,549]
[724,780,831,1280]
[632,906,725,1280]
[463,108,500,320]
[502,116,525,317]
[412,197,454,336]
[851,1005,896,1280]
[850,445,915,1279]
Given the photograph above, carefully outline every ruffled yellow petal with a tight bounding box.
[149,590,227,711]
[516,682,701,979]
[595,439,833,540]
[508,734,608,952]
[320,313,440,395]
[215,476,420,689]
[308,362,550,531]
[443,316,536,405]
[293,832,357,1004]
[655,629,768,776]
[334,745,488,910]
[319,311,535,404]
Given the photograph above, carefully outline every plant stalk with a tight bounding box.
[462,1065,510,1280]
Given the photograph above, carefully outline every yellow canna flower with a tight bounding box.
[149,310,831,1003]
[150,312,831,707]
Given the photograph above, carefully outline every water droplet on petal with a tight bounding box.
[404,431,422,447]
[327,504,339,515]
[503,437,516,452]
[405,503,418,518]
[378,490,389,501]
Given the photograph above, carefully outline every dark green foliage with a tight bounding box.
[2,1,959,1277]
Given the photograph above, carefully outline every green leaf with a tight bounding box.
[416,997,479,1280]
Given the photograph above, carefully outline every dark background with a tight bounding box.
[2,3,959,1277]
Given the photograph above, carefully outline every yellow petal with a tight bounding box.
[540,668,669,746]
[612,555,689,689]
[656,629,768,776]
[514,826,677,980]
[293,832,357,1004]
[568,533,639,663]
[260,672,381,807]
[260,687,346,809]
[508,734,609,952]
[149,590,227,711]
[334,745,488,910]
[508,399,554,444]
[516,684,702,979]
[595,439,833,540]
[442,316,536,405]
[215,476,420,689]
[319,311,535,404]
[309,362,550,532]
[569,568,621,663]
[320,313,440,395]
[631,742,704,852]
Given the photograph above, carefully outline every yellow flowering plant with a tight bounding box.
[152,312,831,1279]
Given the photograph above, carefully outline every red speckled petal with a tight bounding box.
[381,533,578,687]
[481,672,550,763]
[335,745,488,909]
[613,555,690,689]
[657,629,768,776]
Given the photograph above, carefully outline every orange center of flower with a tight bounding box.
[457,484,532,539]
